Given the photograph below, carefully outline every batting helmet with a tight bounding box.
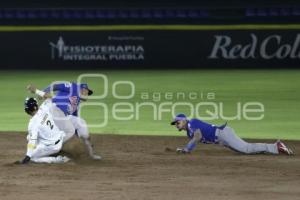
[24,97,38,115]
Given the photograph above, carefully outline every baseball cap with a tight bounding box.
[170,114,187,125]
[80,83,93,96]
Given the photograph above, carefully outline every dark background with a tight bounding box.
[0,0,299,25]
[0,0,299,69]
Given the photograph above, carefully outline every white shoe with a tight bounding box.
[90,154,102,160]
[56,155,71,163]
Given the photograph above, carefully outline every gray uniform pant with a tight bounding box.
[50,104,90,142]
[215,127,279,154]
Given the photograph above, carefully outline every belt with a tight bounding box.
[45,139,61,146]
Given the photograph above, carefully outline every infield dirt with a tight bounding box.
[1,132,299,200]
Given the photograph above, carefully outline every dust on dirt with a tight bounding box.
[1,132,300,200]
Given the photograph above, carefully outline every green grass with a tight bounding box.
[0,70,299,140]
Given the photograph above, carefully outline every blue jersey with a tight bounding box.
[44,82,80,116]
[187,119,227,143]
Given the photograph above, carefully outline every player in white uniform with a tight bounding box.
[15,97,70,164]
[27,83,101,160]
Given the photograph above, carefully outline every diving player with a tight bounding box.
[171,114,294,155]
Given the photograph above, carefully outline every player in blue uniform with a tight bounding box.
[171,114,294,155]
[27,82,101,160]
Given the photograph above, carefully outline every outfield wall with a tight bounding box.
[1,25,300,69]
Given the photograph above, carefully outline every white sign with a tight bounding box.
[208,33,300,59]
[49,36,144,61]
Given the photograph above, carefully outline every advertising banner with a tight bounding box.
[0,27,299,69]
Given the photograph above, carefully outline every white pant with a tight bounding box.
[215,127,279,154]
[50,104,90,142]
[69,115,89,139]
[30,137,64,163]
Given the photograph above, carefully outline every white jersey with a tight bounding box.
[27,99,64,147]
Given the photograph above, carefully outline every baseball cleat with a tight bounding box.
[276,140,294,155]
[56,155,71,163]
[91,154,102,160]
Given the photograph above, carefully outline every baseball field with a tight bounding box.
[0,70,300,200]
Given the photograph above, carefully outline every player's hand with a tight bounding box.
[14,156,31,165]
[21,155,31,164]
[176,148,190,154]
[27,84,37,93]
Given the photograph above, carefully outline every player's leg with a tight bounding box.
[30,140,70,163]
[31,155,70,164]
[69,115,102,160]
[216,127,278,154]
[50,105,75,142]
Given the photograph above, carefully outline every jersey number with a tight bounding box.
[46,120,54,130]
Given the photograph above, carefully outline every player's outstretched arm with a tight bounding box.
[15,128,38,164]
[27,84,52,99]
[177,129,202,154]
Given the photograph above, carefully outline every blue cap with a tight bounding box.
[80,83,93,96]
[170,114,187,125]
